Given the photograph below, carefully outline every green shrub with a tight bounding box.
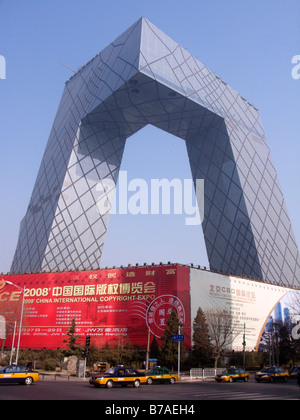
[44,358,59,371]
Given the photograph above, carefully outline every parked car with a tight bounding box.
[0,364,40,385]
[89,366,146,388]
[288,366,300,378]
[255,367,289,383]
[215,368,250,383]
[145,367,178,384]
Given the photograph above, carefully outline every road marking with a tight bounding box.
[190,391,295,400]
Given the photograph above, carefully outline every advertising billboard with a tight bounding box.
[0,265,191,349]
[190,268,300,351]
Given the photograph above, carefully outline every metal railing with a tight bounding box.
[190,368,223,380]
[40,372,72,380]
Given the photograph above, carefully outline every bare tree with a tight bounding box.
[206,309,243,368]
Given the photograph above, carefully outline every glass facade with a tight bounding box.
[11,18,300,287]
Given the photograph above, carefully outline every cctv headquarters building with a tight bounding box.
[3,18,299,350]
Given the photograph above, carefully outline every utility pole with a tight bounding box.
[242,323,246,369]
[146,327,151,371]
[5,281,26,365]
[83,335,90,378]
[178,325,181,380]
[10,321,17,365]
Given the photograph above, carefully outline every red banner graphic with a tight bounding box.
[0,265,191,349]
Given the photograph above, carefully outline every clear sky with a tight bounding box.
[0,0,299,274]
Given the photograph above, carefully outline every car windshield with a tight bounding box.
[261,368,273,373]
[4,366,15,373]
[222,369,236,374]
[105,368,116,375]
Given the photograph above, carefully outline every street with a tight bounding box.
[0,376,299,401]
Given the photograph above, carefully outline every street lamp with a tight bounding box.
[5,281,25,364]
[0,319,17,364]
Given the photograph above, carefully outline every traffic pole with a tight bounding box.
[146,327,150,371]
[178,326,181,380]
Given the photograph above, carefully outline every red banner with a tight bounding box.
[0,265,191,349]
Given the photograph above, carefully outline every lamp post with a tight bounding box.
[0,319,17,364]
[145,327,151,371]
[5,281,25,364]
[177,325,181,381]
[9,321,17,365]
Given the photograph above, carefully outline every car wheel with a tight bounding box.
[228,377,233,383]
[170,377,176,384]
[146,377,153,385]
[270,377,274,383]
[244,376,249,382]
[133,379,140,388]
[24,377,33,385]
[106,380,114,388]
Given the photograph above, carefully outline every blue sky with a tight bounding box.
[0,0,299,273]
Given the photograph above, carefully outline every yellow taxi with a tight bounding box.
[289,366,299,378]
[89,366,146,388]
[255,367,289,383]
[0,364,40,385]
[215,367,251,383]
[145,367,179,384]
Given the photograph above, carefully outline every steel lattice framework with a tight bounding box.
[11,18,300,287]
